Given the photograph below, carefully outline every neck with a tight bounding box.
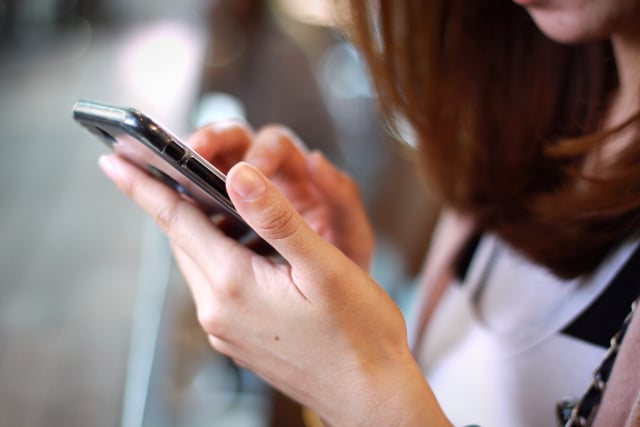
[611,31,640,113]
[583,31,640,175]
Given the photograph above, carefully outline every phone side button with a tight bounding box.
[164,142,185,162]
[185,158,229,197]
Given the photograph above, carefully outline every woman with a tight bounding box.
[98,0,640,425]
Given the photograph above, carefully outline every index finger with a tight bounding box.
[245,126,309,180]
[188,120,254,173]
[99,154,248,276]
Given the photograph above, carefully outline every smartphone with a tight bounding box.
[73,99,273,254]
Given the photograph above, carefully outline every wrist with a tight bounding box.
[367,353,452,427]
[318,351,452,427]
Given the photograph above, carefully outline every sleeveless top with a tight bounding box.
[414,233,640,427]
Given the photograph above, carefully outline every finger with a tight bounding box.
[173,246,211,303]
[208,335,236,359]
[307,151,375,269]
[173,246,219,325]
[226,162,342,283]
[99,155,242,273]
[176,251,229,339]
[207,335,252,370]
[188,120,254,172]
[306,151,368,222]
[245,126,309,179]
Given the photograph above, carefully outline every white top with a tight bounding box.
[416,234,638,427]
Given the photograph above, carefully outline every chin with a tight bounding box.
[527,11,609,45]
[537,28,604,45]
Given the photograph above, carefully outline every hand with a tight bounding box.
[97,129,450,426]
[187,121,375,271]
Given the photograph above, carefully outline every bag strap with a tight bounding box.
[555,239,640,427]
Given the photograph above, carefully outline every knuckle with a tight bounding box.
[207,335,230,356]
[216,271,244,302]
[120,171,139,198]
[207,337,239,362]
[152,201,181,235]
[124,175,177,232]
[217,118,252,131]
[230,119,254,136]
[256,200,298,240]
[214,119,255,144]
[257,124,290,138]
[257,125,304,150]
[197,304,229,338]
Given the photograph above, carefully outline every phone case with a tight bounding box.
[73,99,271,251]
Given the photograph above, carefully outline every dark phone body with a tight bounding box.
[73,99,271,252]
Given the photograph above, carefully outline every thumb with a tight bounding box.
[226,162,335,269]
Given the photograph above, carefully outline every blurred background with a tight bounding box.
[0,0,438,426]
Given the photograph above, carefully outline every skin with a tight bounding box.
[518,0,640,44]
[521,0,640,171]
[520,0,640,123]
[97,1,640,424]
[99,124,450,426]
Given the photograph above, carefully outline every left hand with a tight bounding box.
[186,121,375,270]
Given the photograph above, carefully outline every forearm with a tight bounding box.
[315,352,453,427]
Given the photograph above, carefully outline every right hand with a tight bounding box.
[187,120,375,270]
[99,149,452,426]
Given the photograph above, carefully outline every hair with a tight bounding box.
[341,0,640,279]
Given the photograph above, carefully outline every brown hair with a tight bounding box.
[342,0,640,279]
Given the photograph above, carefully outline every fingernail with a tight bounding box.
[230,163,266,200]
[99,155,120,181]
